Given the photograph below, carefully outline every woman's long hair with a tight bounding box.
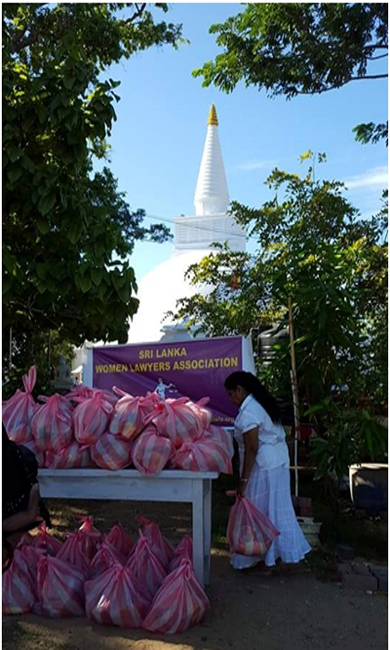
[224,371,281,424]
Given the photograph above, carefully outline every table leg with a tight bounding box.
[203,479,212,585]
[192,480,205,586]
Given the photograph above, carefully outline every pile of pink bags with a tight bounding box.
[122,392,233,475]
[3,516,210,634]
[2,367,233,475]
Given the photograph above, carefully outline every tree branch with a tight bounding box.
[11,300,83,323]
[367,53,388,61]
[12,3,147,53]
[126,3,147,24]
[363,44,388,50]
[350,74,388,80]
[297,73,388,95]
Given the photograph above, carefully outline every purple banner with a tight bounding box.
[93,337,243,425]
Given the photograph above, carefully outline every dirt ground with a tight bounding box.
[2,498,388,650]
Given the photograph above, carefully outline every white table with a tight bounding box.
[38,468,219,586]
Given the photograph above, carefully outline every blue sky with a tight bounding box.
[102,3,388,281]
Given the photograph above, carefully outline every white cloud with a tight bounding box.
[236,159,278,171]
[344,166,388,191]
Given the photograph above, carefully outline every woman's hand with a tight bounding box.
[237,478,248,498]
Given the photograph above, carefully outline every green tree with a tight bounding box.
[2,327,75,400]
[3,3,182,355]
[194,3,388,144]
[171,159,388,474]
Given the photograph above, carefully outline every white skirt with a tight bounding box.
[231,463,311,569]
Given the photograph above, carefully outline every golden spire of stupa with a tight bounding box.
[208,104,218,126]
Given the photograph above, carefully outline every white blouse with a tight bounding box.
[234,394,290,472]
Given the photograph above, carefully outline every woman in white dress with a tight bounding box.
[225,371,311,569]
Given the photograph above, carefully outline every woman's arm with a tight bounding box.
[2,484,42,534]
[238,427,259,497]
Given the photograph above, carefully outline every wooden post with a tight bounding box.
[288,297,299,498]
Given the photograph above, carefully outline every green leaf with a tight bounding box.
[94,240,106,258]
[46,278,56,292]
[3,249,16,274]
[95,206,108,219]
[79,276,92,293]
[299,150,313,163]
[36,218,50,234]
[36,281,47,294]
[304,403,326,417]
[2,275,12,295]
[112,273,127,291]
[64,75,76,90]
[36,264,47,280]
[91,268,104,286]
[117,283,131,303]
[97,282,107,300]
[7,145,23,162]
[8,167,23,183]
[36,104,46,124]
[67,220,83,245]
[38,192,56,216]
[21,155,35,173]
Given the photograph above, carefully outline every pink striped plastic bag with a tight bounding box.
[91,432,133,470]
[37,555,85,617]
[2,548,37,614]
[2,389,24,434]
[131,424,174,475]
[227,496,280,556]
[76,516,103,561]
[202,424,234,458]
[188,397,212,433]
[66,386,117,405]
[2,365,39,443]
[146,397,202,447]
[73,391,114,445]
[97,389,118,406]
[169,535,193,572]
[16,545,47,614]
[85,563,151,629]
[45,441,93,468]
[66,386,95,402]
[90,542,124,579]
[15,541,51,615]
[109,388,145,440]
[56,539,90,576]
[140,391,163,416]
[30,523,63,556]
[142,558,210,634]
[126,532,167,598]
[32,393,73,451]
[135,515,174,568]
[56,528,92,576]
[105,523,134,559]
[170,438,233,474]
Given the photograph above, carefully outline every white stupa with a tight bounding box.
[127,105,246,344]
